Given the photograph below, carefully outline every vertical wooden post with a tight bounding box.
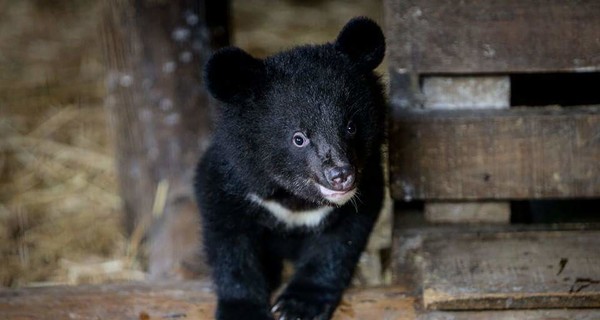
[101,0,229,279]
[421,76,511,224]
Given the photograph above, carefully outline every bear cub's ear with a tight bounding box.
[335,17,385,71]
[204,47,265,104]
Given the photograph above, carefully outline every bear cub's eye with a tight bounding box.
[346,120,357,136]
[292,132,309,148]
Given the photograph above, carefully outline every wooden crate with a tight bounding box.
[385,0,600,200]
[385,0,600,316]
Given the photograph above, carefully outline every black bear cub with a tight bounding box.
[195,17,386,320]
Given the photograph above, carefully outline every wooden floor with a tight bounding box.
[0,282,415,320]
[2,280,600,319]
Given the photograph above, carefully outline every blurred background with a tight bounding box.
[0,0,383,288]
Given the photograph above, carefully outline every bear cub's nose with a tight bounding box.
[325,165,355,191]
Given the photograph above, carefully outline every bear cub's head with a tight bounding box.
[205,17,386,207]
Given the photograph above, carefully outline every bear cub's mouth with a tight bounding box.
[316,184,357,206]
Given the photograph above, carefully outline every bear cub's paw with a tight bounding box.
[272,287,338,320]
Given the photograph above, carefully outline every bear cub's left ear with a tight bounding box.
[204,47,265,105]
[335,17,385,71]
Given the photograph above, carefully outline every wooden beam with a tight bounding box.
[421,309,600,320]
[420,76,511,223]
[389,106,600,200]
[422,230,600,310]
[385,0,600,74]
[392,220,600,311]
[0,282,415,320]
[424,202,510,224]
[101,0,229,279]
[422,77,510,110]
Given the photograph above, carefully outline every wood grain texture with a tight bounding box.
[420,309,600,320]
[422,230,600,310]
[4,280,598,319]
[384,0,600,74]
[0,282,415,320]
[422,77,510,110]
[420,76,511,223]
[101,0,228,279]
[424,202,510,224]
[389,106,600,200]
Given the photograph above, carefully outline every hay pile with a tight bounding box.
[0,0,144,287]
[0,106,145,286]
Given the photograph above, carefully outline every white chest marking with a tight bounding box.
[247,193,333,228]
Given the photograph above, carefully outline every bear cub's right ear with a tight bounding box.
[204,47,265,104]
[335,17,385,72]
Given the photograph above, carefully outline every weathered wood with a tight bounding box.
[391,213,600,288]
[0,282,415,320]
[422,77,510,110]
[420,76,511,223]
[422,230,600,310]
[385,0,600,74]
[0,282,214,320]
[390,106,600,200]
[101,0,229,278]
[420,309,600,320]
[392,220,600,312]
[3,281,598,319]
[425,202,510,224]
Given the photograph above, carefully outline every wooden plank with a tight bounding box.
[420,76,511,223]
[0,282,415,320]
[385,0,600,74]
[391,215,600,288]
[389,106,600,200]
[422,230,600,310]
[425,202,510,224]
[422,77,510,110]
[101,0,229,279]
[420,309,600,320]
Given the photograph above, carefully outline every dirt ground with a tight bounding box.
[0,0,383,287]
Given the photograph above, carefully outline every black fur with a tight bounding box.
[195,17,386,320]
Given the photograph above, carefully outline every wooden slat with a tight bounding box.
[422,230,600,310]
[420,75,511,223]
[101,0,226,279]
[0,282,415,320]
[421,309,600,320]
[389,106,600,200]
[424,202,510,224]
[385,0,600,74]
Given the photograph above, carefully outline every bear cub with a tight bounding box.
[195,17,386,320]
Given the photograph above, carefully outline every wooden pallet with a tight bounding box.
[393,218,600,310]
[385,0,600,202]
